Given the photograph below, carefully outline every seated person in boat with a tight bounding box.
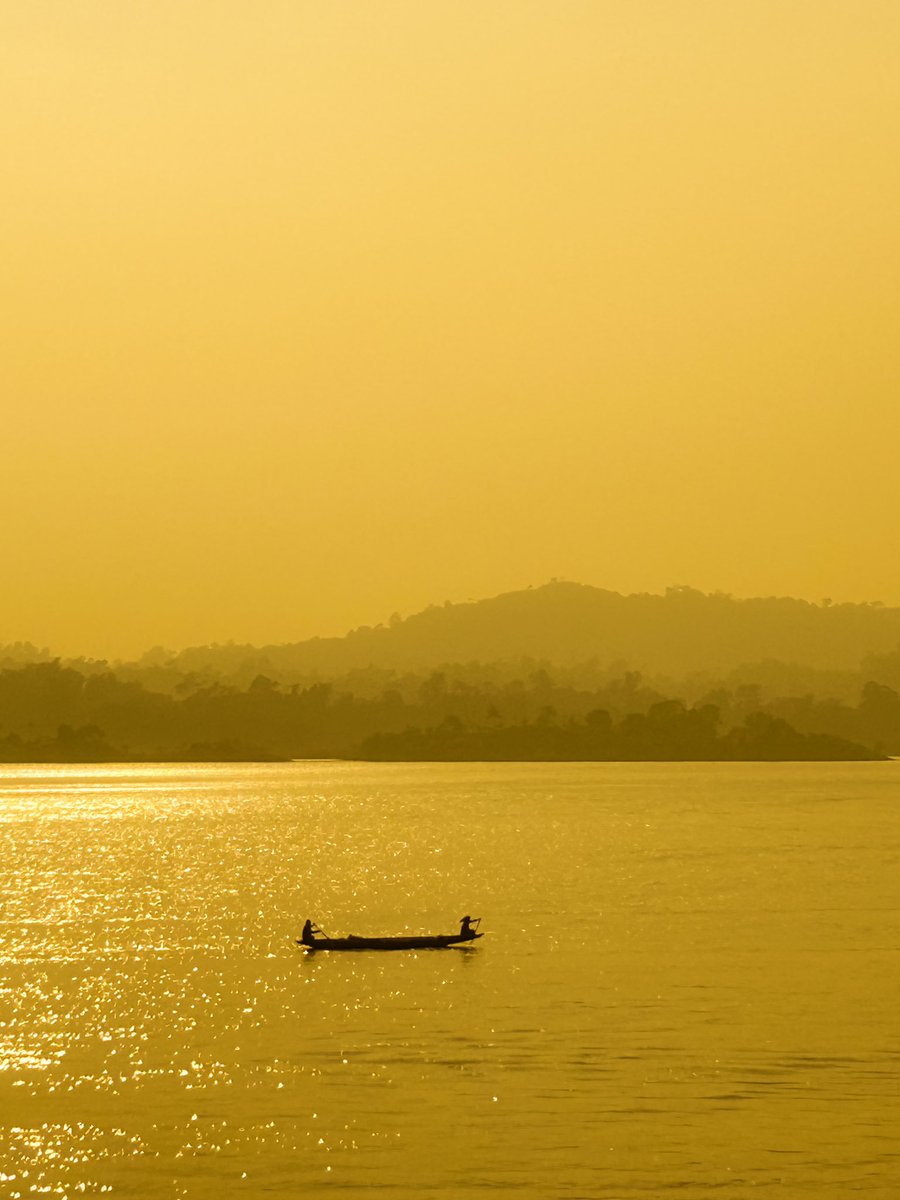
[300,919,321,946]
[459,915,477,938]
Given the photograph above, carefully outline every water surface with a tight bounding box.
[1,761,898,1197]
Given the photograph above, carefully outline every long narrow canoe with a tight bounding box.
[297,931,484,952]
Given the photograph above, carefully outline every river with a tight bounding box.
[1,761,898,1197]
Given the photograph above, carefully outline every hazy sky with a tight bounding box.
[3,1,899,658]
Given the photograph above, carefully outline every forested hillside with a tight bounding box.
[0,660,893,762]
[4,583,900,761]
[129,583,900,682]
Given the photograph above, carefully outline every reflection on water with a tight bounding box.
[1,761,899,1197]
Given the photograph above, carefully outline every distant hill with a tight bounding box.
[5,585,900,761]
[153,583,900,681]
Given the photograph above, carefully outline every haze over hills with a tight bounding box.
[141,582,900,683]
[5,582,900,762]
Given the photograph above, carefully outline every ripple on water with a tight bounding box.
[2,761,900,1198]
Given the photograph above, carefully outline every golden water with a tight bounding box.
[1,761,898,1197]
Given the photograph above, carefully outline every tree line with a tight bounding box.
[0,660,893,762]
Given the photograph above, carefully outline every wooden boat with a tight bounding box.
[297,926,483,952]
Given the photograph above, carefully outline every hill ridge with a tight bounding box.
[146,581,900,680]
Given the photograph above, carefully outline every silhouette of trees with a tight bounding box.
[357,701,878,762]
[0,658,890,763]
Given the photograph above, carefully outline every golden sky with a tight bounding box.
[3,1,899,658]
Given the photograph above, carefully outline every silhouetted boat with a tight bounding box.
[296,929,484,952]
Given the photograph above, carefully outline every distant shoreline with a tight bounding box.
[3,650,897,764]
[0,753,889,766]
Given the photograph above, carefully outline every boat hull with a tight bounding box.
[297,932,484,951]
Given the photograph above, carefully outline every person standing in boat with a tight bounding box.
[300,919,321,946]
